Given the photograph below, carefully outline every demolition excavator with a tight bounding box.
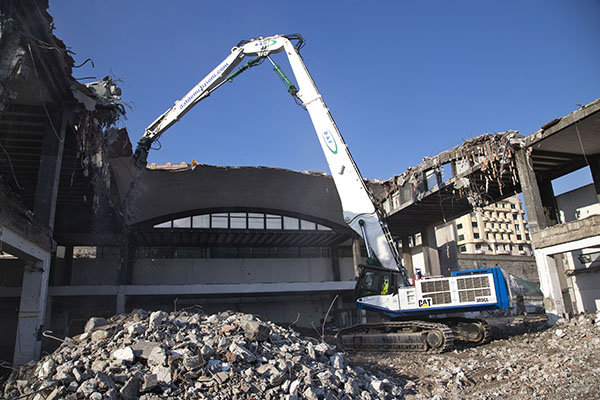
[133,34,511,353]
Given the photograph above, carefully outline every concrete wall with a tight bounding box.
[132,257,355,285]
[110,159,349,230]
[572,271,600,312]
[70,257,355,286]
[557,184,600,223]
[553,186,600,313]
[71,259,120,285]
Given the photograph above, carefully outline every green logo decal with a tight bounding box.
[322,130,338,154]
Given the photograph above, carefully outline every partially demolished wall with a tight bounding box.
[377,131,524,213]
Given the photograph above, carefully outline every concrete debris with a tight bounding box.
[1,309,405,399]
[351,314,600,399]
[379,131,524,209]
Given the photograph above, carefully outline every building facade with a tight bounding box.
[455,196,532,256]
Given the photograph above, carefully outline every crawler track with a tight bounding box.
[337,321,454,353]
[439,318,492,344]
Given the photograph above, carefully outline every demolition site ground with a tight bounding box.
[2,311,600,400]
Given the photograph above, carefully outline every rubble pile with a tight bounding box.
[351,313,600,399]
[2,310,404,400]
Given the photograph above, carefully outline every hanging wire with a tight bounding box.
[73,58,94,69]
[0,109,25,190]
[17,28,72,54]
[575,123,589,166]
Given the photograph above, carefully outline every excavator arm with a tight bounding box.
[133,34,409,281]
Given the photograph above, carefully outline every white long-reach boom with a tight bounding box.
[134,34,406,276]
[134,34,512,353]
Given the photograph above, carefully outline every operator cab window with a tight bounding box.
[356,270,397,298]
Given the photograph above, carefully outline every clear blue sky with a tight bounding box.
[50,1,599,194]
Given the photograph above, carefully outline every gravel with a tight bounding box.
[350,312,600,399]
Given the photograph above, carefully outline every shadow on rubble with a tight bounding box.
[345,354,420,388]
[486,314,550,341]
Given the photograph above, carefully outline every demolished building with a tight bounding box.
[1,0,600,372]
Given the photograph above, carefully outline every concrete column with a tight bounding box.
[330,246,341,281]
[515,148,567,318]
[421,226,441,276]
[351,238,362,277]
[62,245,73,285]
[116,287,126,315]
[589,155,600,205]
[14,256,51,365]
[515,148,547,232]
[119,232,136,285]
[33,110,67,230]
[533,251,566,318]
[401,237,414,278]
[538,178,560,226]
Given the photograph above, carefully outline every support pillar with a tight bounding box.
[33,110,67,230]
[533,252,566,317]
[14,256,51,365]
[538,178,560,226]
[62,245,73,285]
[116,287,126,315]
[421,227,441,276]
[589,155,600,205]
[119,232,136,285]
[352,238,362,278]
[401,237,414,278]
[515,149,547,232]
[515,148,566,318]
[330,246,341,281]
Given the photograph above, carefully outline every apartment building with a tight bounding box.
[455,196,532,256]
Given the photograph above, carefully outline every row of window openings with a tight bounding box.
[457,221,523,231]
[460,244,527,253]
[458,233,528,241]
[154,213,332,231]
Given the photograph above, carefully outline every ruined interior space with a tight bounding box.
[1,1,600,399]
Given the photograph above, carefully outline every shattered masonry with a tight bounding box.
[376,130,524,212]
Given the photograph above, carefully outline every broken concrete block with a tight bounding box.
[147,346,167,366]
[131,340,161,360]
[72,367,84,382]
[214,371,230,384]
[112,346,135,363]
[76,378,98,397]
[148,310,169,329]
[142,373,158,392]
[330,352,345,369]
[127,322,145,336]
[151,365,172,385]
[37,359,56,379]
[229,341,257,362]
[241,319,271,341]
[91,329,109,341]
[119,377,140,400]
[84,317,109,333]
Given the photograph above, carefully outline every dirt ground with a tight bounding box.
[348,315,600,399]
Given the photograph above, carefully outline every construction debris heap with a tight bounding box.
[2,310,404,400]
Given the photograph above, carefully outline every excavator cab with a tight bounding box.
[355,265,402,298]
